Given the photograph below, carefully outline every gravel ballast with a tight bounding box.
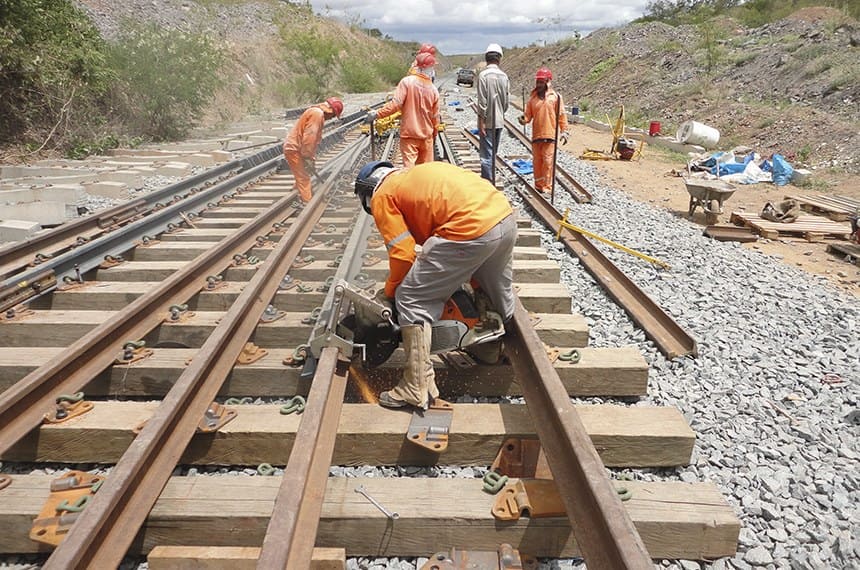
[443,92,858,570]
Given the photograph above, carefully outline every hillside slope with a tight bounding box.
[74,0,416,125]
[500,7,858,175]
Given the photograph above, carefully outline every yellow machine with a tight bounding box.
[360,111,402,136]
[580,105,644,161]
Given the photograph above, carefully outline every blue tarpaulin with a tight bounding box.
[509,159,533,175]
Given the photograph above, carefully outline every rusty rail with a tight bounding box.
[258,133,394,568]
[462,128,697,359]
[41,137,368,569]
[506,297,653,568]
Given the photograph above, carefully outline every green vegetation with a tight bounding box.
[0,0,111,146]
[110,22,223,140]
[587,56,621,83]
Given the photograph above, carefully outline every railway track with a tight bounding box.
[0,97,738,568]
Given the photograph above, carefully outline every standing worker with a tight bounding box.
[366,53,440,168]
[282,97,343,203]
[354,161,517,410]
[476,43,509,183]
[518,67,569,193]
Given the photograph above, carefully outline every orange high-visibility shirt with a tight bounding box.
[371,162,513,297]
[523,88,568,141]
[376,73,439,140]
[283,106,325,159]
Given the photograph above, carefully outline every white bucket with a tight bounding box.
[676,121,720,148]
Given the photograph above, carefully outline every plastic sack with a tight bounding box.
[509,159,533,175]
[771,154,794,186]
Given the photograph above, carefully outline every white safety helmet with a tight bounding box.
[485,43,503,57]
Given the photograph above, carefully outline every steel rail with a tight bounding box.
[42,136,368,569]
[259,134,393,568]
[0,118,359,297]
[506,297,653,568]
[0,132,365,456]
[462,128,697,359]
[501,115,593,203]
[466,101,591,203]
[0,155,293,457]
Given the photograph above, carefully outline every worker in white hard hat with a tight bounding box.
[476,43,509,183]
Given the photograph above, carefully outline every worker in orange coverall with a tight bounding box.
[354,161,516,410]
[282,97,343,202]
[518,67,569,193]
[366,53,440,168]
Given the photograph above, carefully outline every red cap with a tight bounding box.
[325,97,343,118]
[535,67,553,81]
[416,52,436,68]
[418,43,436,55]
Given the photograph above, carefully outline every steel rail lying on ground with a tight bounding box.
[506,297,654,568]
[462,127,696,359]
[41,136,368,569]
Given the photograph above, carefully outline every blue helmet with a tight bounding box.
[354,160,395,214]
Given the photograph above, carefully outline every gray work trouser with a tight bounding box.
[396,214,517,325]
[479,128,503,182]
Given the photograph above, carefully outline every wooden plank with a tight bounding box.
[148,546,345,570]
[730,211,850,239]
[784,194,857,221]
[0,310,580,349]
[94,259,561,283]
[0,344,645,399]
[45,281,570,314]
[4,402,691,467]
[826,242,860,264]
[131,244,549,263]
[0,475,739,559]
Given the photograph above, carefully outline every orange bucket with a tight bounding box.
[648,121,661,136]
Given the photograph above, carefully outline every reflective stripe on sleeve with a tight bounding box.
[386,230,412,250]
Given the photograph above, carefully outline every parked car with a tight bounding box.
[456,68,475,87]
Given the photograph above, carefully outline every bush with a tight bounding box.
[279,24,339,101]
[109,22,223,140]
[0,0,111,145]
[341,60,378,93]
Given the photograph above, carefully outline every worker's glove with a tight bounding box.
[560,132,569,145]
[374,289,394,313]
[517,115,528,126]
[364,110,377,124]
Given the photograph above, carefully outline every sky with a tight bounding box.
[307,0,651,54]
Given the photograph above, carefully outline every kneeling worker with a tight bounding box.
[354,161,517,410]
[283,97,343,203]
